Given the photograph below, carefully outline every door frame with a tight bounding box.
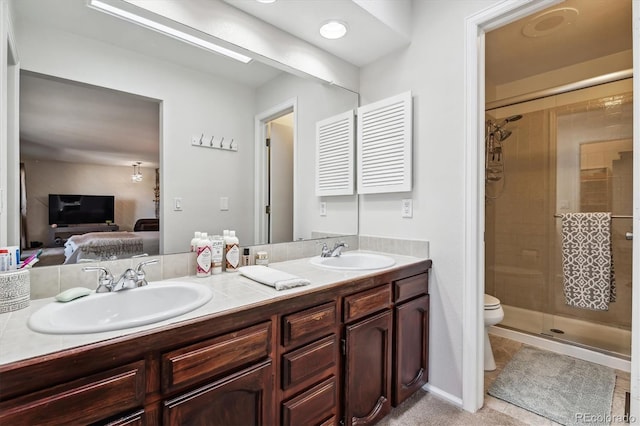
[0,0,19,247]
[254,98,297,245]
[462,0,640,415]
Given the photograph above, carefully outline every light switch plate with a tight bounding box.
[402,199,413,218]
[173,197,183,211]
[220,197,229,211]
[320,202,327,216]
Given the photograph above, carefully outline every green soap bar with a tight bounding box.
[55,287,93,302]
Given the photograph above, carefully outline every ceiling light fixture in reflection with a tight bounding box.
[88,0,253,64]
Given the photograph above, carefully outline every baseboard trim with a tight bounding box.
[490,326,631,372]
[422,383,463,408]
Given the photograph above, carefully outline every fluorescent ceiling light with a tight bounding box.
[256,0,277,3]
[319,20,348,40]
[88,0,252,64]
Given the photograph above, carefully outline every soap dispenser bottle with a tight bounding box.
[196,232,212,277]
[225,230,240,272]
[190,231,202,252]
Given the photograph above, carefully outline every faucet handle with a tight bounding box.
[82,266,113,293]
[316,242,331,257]
[135,259,159,287]
[135,258,159,272]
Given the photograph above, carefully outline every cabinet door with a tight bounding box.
[163,360,273,426]
[394,295,429,406]
[344,310,392,426]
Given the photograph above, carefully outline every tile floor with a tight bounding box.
[383,334,630,425]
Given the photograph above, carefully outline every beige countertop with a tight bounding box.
[0,251,427,366]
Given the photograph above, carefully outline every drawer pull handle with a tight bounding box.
[403,368,424,388]
[311,313,326,321]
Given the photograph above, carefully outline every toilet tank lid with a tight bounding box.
[484,294,501,307]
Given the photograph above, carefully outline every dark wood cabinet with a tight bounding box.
[281,376,337,426]
[163,360,273,426]
[0,361,145,426]
[344,310,393,426]
[0,259,432,426]
[394,294,429,405]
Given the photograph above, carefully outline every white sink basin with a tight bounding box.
[309,252,395,271]
[28,281,213,334]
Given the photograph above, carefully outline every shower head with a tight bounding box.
[497,129,512,141]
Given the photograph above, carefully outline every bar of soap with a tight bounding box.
[55,287,93,302]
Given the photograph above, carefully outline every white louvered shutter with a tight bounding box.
[357,91,412,194]
[315,110,355,196]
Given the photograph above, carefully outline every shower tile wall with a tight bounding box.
[485,110,551,313]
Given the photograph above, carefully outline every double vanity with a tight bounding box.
[0,251,432,425]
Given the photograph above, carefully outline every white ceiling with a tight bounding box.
[486,0,632,85]
[20,73,161,168]
[223,0,411,67]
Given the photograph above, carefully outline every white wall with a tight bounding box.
[13,19,256,253]
[23,160,156,245]
[358,0,501,400]
[255,72,359,241]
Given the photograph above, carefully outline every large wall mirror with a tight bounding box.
[9,0,359,265]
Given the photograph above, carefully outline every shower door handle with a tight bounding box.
[625,232,633,240]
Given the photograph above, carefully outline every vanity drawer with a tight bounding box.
[281,376,337,426]
[282,302,337,349]
[0,361,145,426]
[343,284,391,323]
[394,273,429,303]
[161,321,271,393]
[282,335,337,391]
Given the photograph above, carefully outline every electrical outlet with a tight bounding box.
[220,197,229,211]
[320,202,327,216]
[401,199,413,218]
[173,197,183,211]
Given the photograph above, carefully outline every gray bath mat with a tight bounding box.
[488,346,615,426]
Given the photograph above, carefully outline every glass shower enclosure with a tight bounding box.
[485,79,633,358]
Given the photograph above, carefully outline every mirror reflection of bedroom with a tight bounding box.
[20,71,161,266]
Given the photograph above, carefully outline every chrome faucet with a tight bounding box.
[82,259,159,292]
[82,266,114,293]
[112,268,138,292]
[134,259,159,287]
[320,241,349,257]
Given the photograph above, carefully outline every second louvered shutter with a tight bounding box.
[357,92,412,194]
[315,110,355,196]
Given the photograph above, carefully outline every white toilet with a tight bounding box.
[484,294,504,371]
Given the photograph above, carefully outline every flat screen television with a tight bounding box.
[48,194,115,226]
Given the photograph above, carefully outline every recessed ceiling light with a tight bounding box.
[320,20,348,40]
[256,0,277,3]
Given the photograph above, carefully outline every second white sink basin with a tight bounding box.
[310,252,395,271]
[28,281,213,334]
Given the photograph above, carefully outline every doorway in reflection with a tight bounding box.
[265,112,294,244]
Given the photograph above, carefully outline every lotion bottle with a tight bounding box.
[210,235,224,275]
[225,230,240,272]
[190,231,202,252]
[196,232,212,277]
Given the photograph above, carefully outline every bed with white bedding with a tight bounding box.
[63,231,160,264]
